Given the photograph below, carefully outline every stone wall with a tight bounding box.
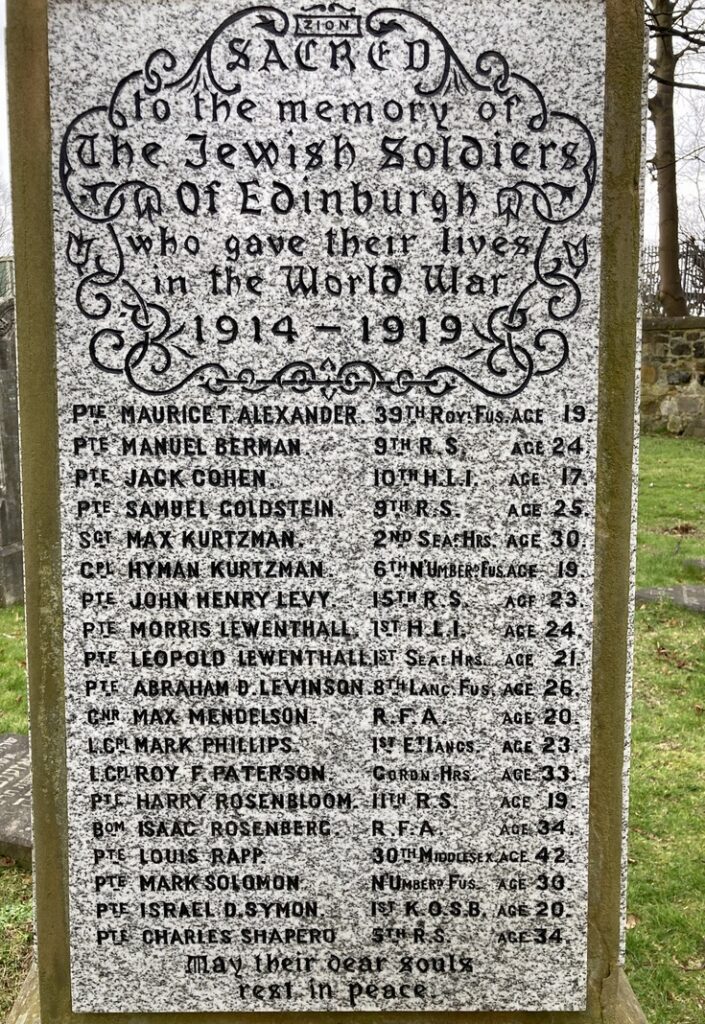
[641,317,705,436]
[0,299,23,605]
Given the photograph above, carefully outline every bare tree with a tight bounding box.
[0,183,12,259]
[675,88,705,235]
[647,0,705,315]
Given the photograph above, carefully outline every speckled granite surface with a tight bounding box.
[47,0,607,1012]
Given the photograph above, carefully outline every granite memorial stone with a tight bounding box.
[8,0,646,1021]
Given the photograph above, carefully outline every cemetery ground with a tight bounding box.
[0,438,703,1020]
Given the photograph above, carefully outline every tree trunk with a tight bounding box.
[649,0,688,315]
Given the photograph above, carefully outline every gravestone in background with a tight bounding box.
[0,733,32,866]
[8,0,645,1021]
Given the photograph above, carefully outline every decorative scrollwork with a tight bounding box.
[366,8,485,96]
[366,8,595,225]
[219,356,541,400]
[58,4,597,398]
[90,330,228,396]
[169,6,290,94]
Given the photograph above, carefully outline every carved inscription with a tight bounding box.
[49,0,605,1013]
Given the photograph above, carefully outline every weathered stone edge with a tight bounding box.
[6,962,40,1024]
[643,316,705,329]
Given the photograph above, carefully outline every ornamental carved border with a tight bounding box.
[58,5,597,398]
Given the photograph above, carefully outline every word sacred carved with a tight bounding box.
[48,0,605,1016]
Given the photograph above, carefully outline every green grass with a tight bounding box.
[628,604,705,1022]
[0,605,27,735]
[626,434,705,1022]
[0,602,31,1017]
[636,434,705,588]
[0,437,704,1019]
[0,858,32,1020]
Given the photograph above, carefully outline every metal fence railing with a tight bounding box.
[0,259,14,300]
[643,243,705,316]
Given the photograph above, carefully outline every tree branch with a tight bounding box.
[651,72,705,90]
[647,23,705,45]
